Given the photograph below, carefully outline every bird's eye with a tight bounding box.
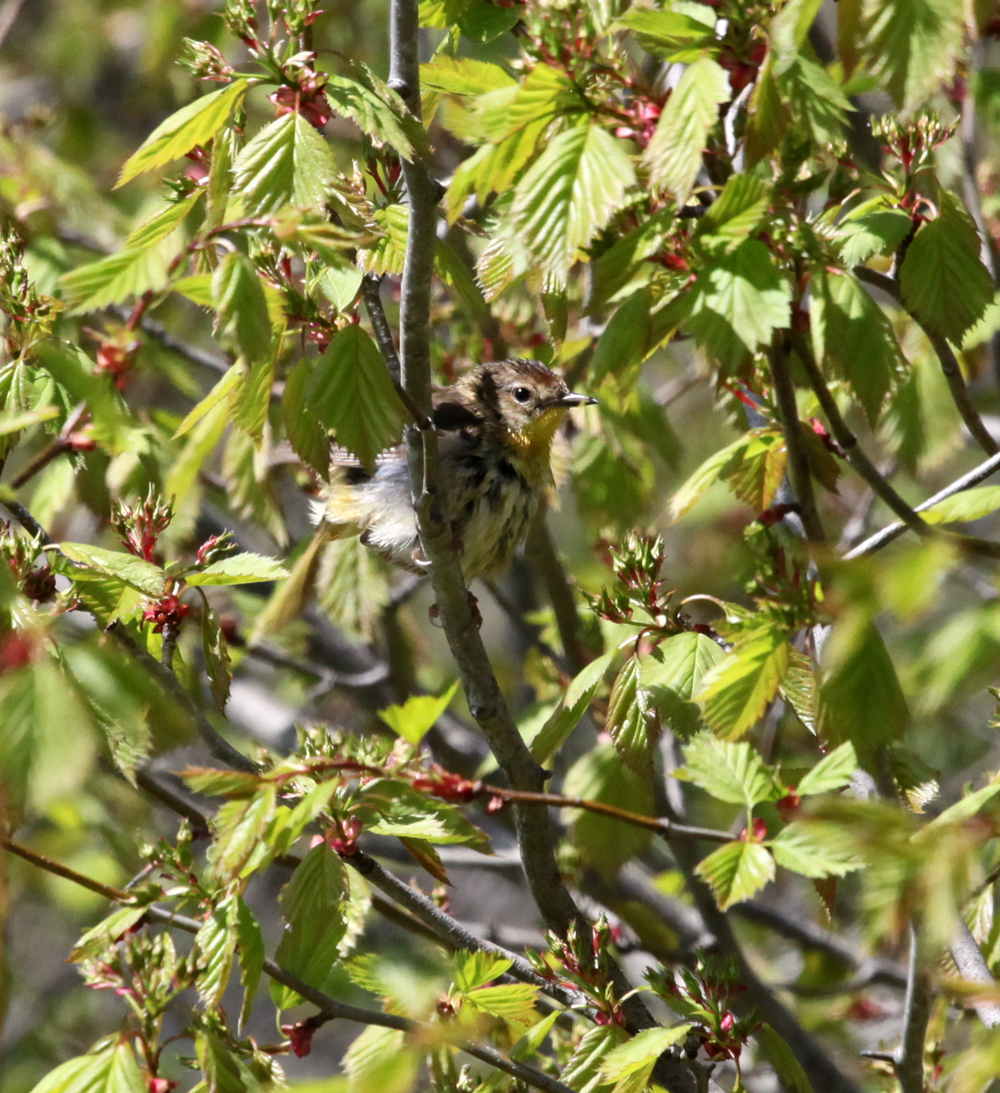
[512,386,532,403]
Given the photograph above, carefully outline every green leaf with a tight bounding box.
[309,324,406,471]
[668,430,765,521]
[796,741,858,796]
[196,1032,248,1093]
[116,80,248,187]
[457,0,522,41]
[181,766,262,797]
[271,843,349,1009]
[817,613,908,759]
[195,894,239,1008]
[719,427,787,512]
[643,55,730,205]
[921,486,1000,526]
[918,780,1000,835]
[465,982,539,1024]
[679,731,779,810]
[282,357,330,475]
[235,897,265,1032]
[686,240,792,366]
[835,203,913,268]
[55,543,165,597]
[512,121,635,278]
[531,650,615,764]
[361,780,491,852]
[174,364,243,440]
[809,268,902,425]
[208,785,277,882]
[641,631,725,738]
[562,743,654,878]
[357,203,410,276]
[232,112,338,215]
[693,175,772,250]
[599,1025,692,1093]
[697,622,790,740]
[757,1024,816,1093]
[616,8,716,60]
[201,603,232,711]
[61,247,170,312]
[605,655,657,778]
[185,552,289,586]
[590,286,685,384]
[695,838,775,910]
[325,64,427,161]
[587,209,675,314]
[378,682,459,745]
[420,55,515,96]
[770,0,825,74]
[900,200,995,344]
[28,1041,147,1093]
[211,251,273,367]
[769,821,864,878]
[70,905,148,962]
[454,951,514,992]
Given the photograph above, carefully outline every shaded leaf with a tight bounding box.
[696,838,775,910]
[679,732,780,810]
[697,622,790,739]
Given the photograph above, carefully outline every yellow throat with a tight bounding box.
[505,407,565,475]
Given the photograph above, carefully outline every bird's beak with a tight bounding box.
[546,392,599,408]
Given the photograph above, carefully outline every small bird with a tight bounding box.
[317,358,597,582]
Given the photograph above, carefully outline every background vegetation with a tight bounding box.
[5,1,1000,1091]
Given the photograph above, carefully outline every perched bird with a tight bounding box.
[316,358,597,581]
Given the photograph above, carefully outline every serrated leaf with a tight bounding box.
[697,622,790,739]
[454,951,514,992]
[668,430,767,521]
[641,631,725,738]
[920,486,1000,526]
[174,365,243,440]
[235,897,265,1032]
[28,1040,147,1093]
[531,650,615,764]
[680,732,780,810]
[116,80,248,187]
[195,894,239,1008]
[465,982,540,1025]
[900,198,994,344]
[70,905,148,962]
[757,1024,816,1093]
[512,121,635,278]
[694,175,772,250]
[809,268,902,425]
[719,428,787,512]
[616,8,716,59]
[378,682,459,745]
[561,1025,630,1093]
[232,112,337,215]
[918,780,1000,835]
[590,286,685,384]
[55,543,165,597]
[309,324,406,471]
[817,613,908,758]
[270,843,349,1010]
[686,240,792,366]
[770,0,825,74]
[196,1032,247,1093]
[769,821,864,877]
[744,58,789,166]
[181,766,262,797]
[208,786,277,882]
[421,55,515,95]
[587,209,675,314]
[797,741,858,796]
[325,64,427,161]
[835,203,913,267]
[643,55,729,204]
[185,553,289,586]
[606,655,657,778]
[60,247,170,313]
[599,1025,692,1087]
[211,251,273,364]
[362,780,491,852]
[201,604,232,711]
[695,838,775,910]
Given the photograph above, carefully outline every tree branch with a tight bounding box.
[766,336,826,541]
[854,266,999,457]
[526,511,591,675]
[893,924,931,1093]
[950,920,1000,1029]
[844,449,1000,559]
[360,274,401,382]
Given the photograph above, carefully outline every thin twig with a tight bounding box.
[844,449,1000,559]
[767,336,826,541]
[950,920,1000,1029]
[2,838,132,902]
[526,512,590,675]
[360,274,401,382]
[854,266,999,457]
[790,331,931,537]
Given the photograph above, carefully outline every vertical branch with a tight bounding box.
[526,509,590,675]
[766,337,826,542]
[951,920,1000,1029]
[893,923,931,1093]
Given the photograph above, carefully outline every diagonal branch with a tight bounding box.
[854,266,999,458]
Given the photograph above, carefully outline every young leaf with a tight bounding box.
[236,897,265,1032]
[900,198,994,344]
[679,732,780,810]
[208,785,278,882]
[378,682,459,745]
[465,983,540,1025]
[605,654,658,778]
[693,174,772,250]
[454,951,514,992]
[211,251,274,364]
[512,121,635,278]
[719,428,787,512]
[201,603,232,711]
[28,1041,147,1093]
[599,1025,692,1089]
[643,55,729,204]
[641,631,726,738]
[686,240,792,365]
[61,247,170,313]
[796,741,858,796]
[920,485,1000,526]
[185,552,289,586]
[232,112,338,215]
[309,324,406,471]
[769,821,864,878]
[55,543,165,597]
[668,430,766,521]
[271,842,349,1009]
[195,894,239,1008]
[697,622,790,740]
[695,838,775,910]
[116,79,248,187]
[616,7,716,59]
[361,780,491,852]
[531,650,615,764]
